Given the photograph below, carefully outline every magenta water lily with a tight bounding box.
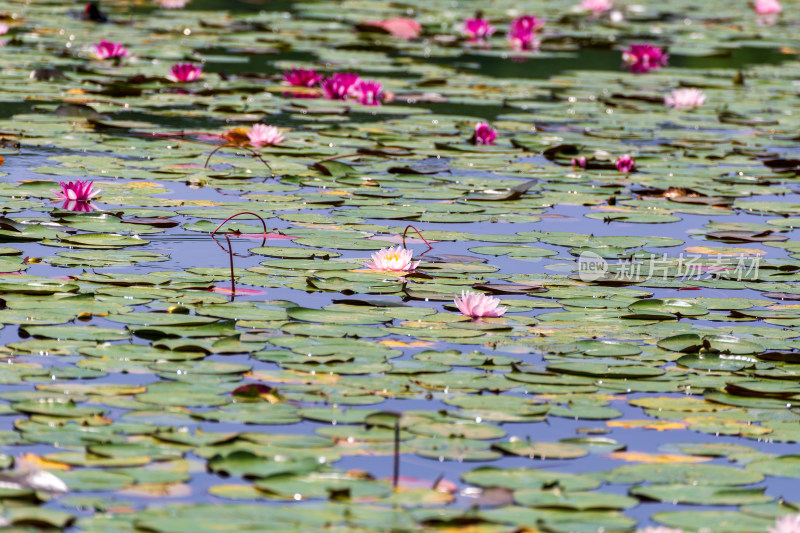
[283,68,323,88]
[454,291,507,318]
[462,17,495,41]
[622,43,668,73]
[53,180,100,202]
[354,80,384,106]
[166,63,203,82]
[321,72,360,100]
[471,122,497,145]
[91,39,128,60]
[616,154,635,173]
[508,15,543,51]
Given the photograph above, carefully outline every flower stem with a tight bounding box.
[402,224,432,250]
[210,212,269,297]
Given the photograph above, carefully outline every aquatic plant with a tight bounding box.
[283,68,323,87]
[462,17,495,41]
[91,40,128,60]
[354,80,384,106]
[246,124,284,147]
[578,0,613,13]
[321,72,360,100]
[616,154,635,173]
[665,88,706,109]
[454,291,507,318]
[769,514,800,533]
[508,15,543,51]
[53,180,100,202]
[156,0,192,8]
[471,122,497,145]
[166,63,203,82]
[622,43,668,73]
[365,246,420,272]
[755,0,782,14]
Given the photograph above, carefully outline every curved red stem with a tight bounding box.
[211,212,268,239]
[210,212,269,298]
[225,233,235,301]
[402,224,432,250]
[204,142,273,177]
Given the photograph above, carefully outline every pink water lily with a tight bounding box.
[246,124,284,147]
[361,18,422,39]
[462,18,495,41]
[769,514,800,533]
[166,63,203,82]
[508,15,543,51]
[283,68,322,87]
[578,0,613,13]
[455,291,507,318]
[471,122,497,145]
[365,246,419,272]
[354,80,384,106]
[0,23,9,35]
[157,0,191,8]
[622,43,668,73]
[53,180,101,202]
[91,39,128,60]
[665,88,706,109]
[572,156,587,168]
[755,0,782,14]
[321,72,360,100]
[616,154,635,173]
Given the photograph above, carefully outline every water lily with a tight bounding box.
[454,291,507,318]
[246,124,284,147]
[321,72,360,100]
[507,15,543,51]
[462,17,495,41]
[572,156,587,168]
[769,514,800,533]
[616,154,635,173]
[578,0,613,13]
[365,246,420,272]
[91,39,128,60]
[360,18,421,39]
[354,80,384,106]
[0,23,9,35]
[53,180,101,202]
[166,63,203,82]
[622,43,668,73]
[156,0,191,8]
[665,88,706,109]
[755,0,782,14]
[283,68,322,87]
[471,122,497,145]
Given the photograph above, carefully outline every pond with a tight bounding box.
[0,0,798,531]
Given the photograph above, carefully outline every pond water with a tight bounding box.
[0,0,799,532]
